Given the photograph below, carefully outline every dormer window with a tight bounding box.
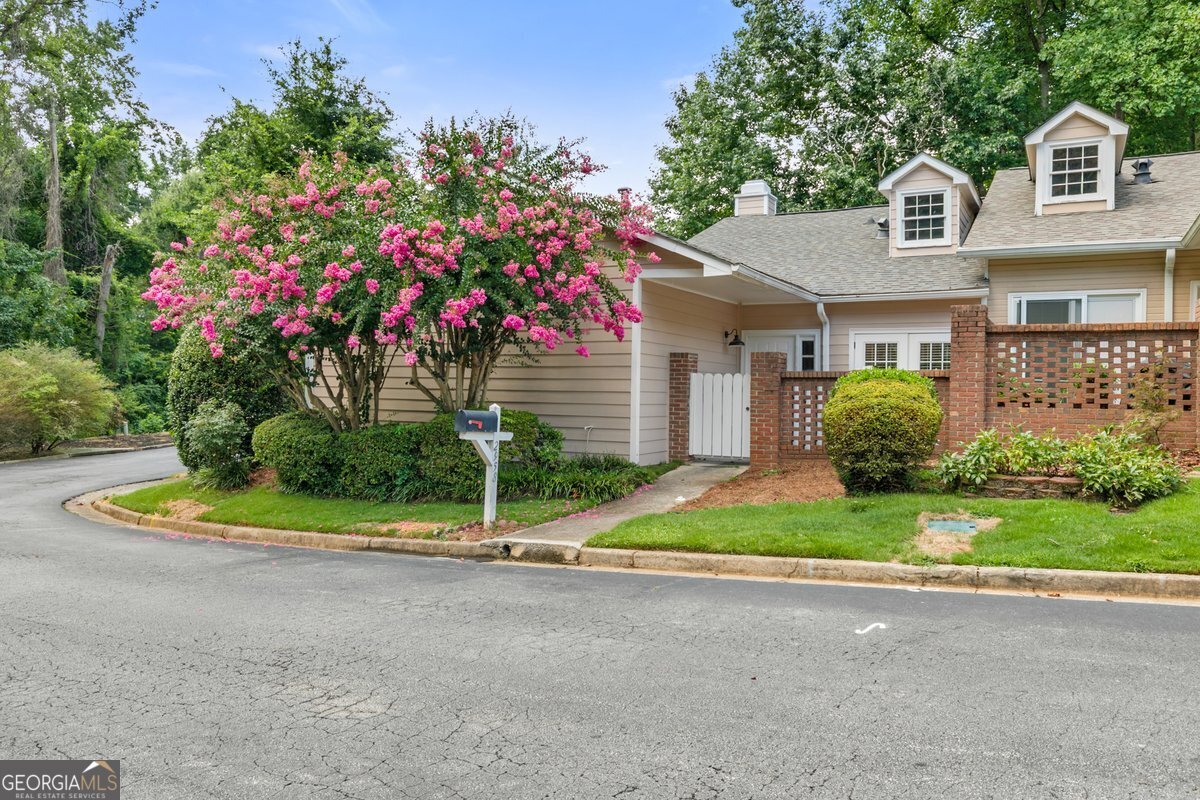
[1049,142,1100,198]
[899,189,950,247]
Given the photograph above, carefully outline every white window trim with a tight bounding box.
[896,187,951,248]
[849,329,951,371]
[1007,289,1147,324]
[740,328,822,373]
[1190,280,1200,320]
[1036,136,1114,214]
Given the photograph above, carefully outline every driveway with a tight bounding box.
[2,449,1199,799]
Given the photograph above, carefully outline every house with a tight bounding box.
[376,101,1200,464]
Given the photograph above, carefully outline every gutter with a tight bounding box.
[820,287,990,303]
[959,238,1180,258]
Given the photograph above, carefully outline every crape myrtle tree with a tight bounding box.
[143,117,657,431]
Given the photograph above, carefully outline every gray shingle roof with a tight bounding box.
[963,151,1200,251]
[688,205,987,297]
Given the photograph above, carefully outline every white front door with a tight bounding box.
[851,331,951,370]
[741,329,821,372]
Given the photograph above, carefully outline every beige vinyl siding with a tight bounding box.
[374,262,635,457]
[887,165,959,257]
[827,299,966,371]
[1172,249,1200,320]
[1043,115,1108,141]
[638,281,739,465]
[986,252,1164,323]
[740,303,822,331]
[736,195,768,216]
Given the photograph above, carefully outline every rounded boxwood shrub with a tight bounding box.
[168,326,289,471]
[825,379,943,493]
[337,423,422,501]
[251,413,343,495]
[830,367,937,400]
[186,400,251,489]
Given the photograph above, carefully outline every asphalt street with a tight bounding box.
[1,449,1198,799]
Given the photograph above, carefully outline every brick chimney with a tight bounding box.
[734,179,777,217]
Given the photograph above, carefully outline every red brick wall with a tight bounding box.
[668,353,699,461]
[749,352,787,468]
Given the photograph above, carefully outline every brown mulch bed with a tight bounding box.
[1174,450,1200,472]
[62,432,173,450]
[681,461,845,511]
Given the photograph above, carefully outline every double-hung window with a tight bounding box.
[1009,290,1144,324]
[898,190,949,247]
[1049,142,1100,198]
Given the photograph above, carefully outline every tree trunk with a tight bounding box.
[94,243,118,359]
[1037,59,1051,112]
[43,100,65,284]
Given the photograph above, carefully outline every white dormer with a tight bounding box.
[1024,101,1129,216]
[877,153,980,257]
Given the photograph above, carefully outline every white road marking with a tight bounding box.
[855,623,888,635]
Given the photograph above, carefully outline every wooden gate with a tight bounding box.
[688,372,750,461]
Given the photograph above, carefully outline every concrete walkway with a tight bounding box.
[481,462,744,559]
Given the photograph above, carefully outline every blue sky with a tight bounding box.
[119,0,746,196]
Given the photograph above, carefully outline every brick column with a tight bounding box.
[947,304,990,450]
[668,352,699,461]
[749,351,787,469]
[1193,302,1200,450]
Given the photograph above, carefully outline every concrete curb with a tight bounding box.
[77,484,1200,601]
[87,497,488,560]
[574,547,1200,600]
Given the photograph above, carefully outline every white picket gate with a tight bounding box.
[688,372,750,460]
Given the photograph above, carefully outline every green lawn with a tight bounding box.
[588,481,1200,574]
[112,479,597,536]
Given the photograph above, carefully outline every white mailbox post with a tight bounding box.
[454,403,513,529]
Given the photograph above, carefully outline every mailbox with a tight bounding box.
[455,409,500,434]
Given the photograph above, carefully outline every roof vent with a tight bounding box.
[1131,158,1154,184]
[870,216,889,238]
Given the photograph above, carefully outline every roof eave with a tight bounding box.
[959,239,1180,258]
[820,287,990,303]
[729,263,820,302]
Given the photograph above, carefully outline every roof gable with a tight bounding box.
[878,152,981,206]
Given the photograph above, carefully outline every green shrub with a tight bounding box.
[831,368,937,400]
[0,343,116,453]
[825,379,943,493]
[134,412,167,435]
[1001,428,1068,475]
[337,424,422,501]
[1067,431,1182,507]
[500,456,655,504]
[168,326,289,471]
[186,400,251,489]
[407,410,564,501]
[935,429,1003,488]
[251,413,343,495]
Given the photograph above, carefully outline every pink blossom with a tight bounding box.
[365,279,379,294]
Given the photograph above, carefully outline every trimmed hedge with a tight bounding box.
[825,378,943,493]
[246,409,656,505]
[251,413,343,495]
[831,367,937,400]
[186,400,251,489]
[168,326,289,471]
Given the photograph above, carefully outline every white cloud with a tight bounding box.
[326,0,391,33]
[660,73,698,93]
[151,61,221,78]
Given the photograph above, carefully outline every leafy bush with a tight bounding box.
[186,400,251,489]
[824,378,943,493]
[134,412,166,434]
[405,410,564,501]
[831,368,937,400]
[168,326,289,471]
[0,239,82,349]
[337,424,422,501]
[500,457,655,504]
[937,427,1183,506]
[0,343,117,453]
[251,413,343,495]
[1067,431,1182,507]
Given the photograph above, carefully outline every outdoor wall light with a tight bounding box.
[724,329,745,348]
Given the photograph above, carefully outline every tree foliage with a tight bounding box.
[652,0,1200,236]
[0,341,116,453]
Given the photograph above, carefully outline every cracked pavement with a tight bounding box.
[2,449,1200,799]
